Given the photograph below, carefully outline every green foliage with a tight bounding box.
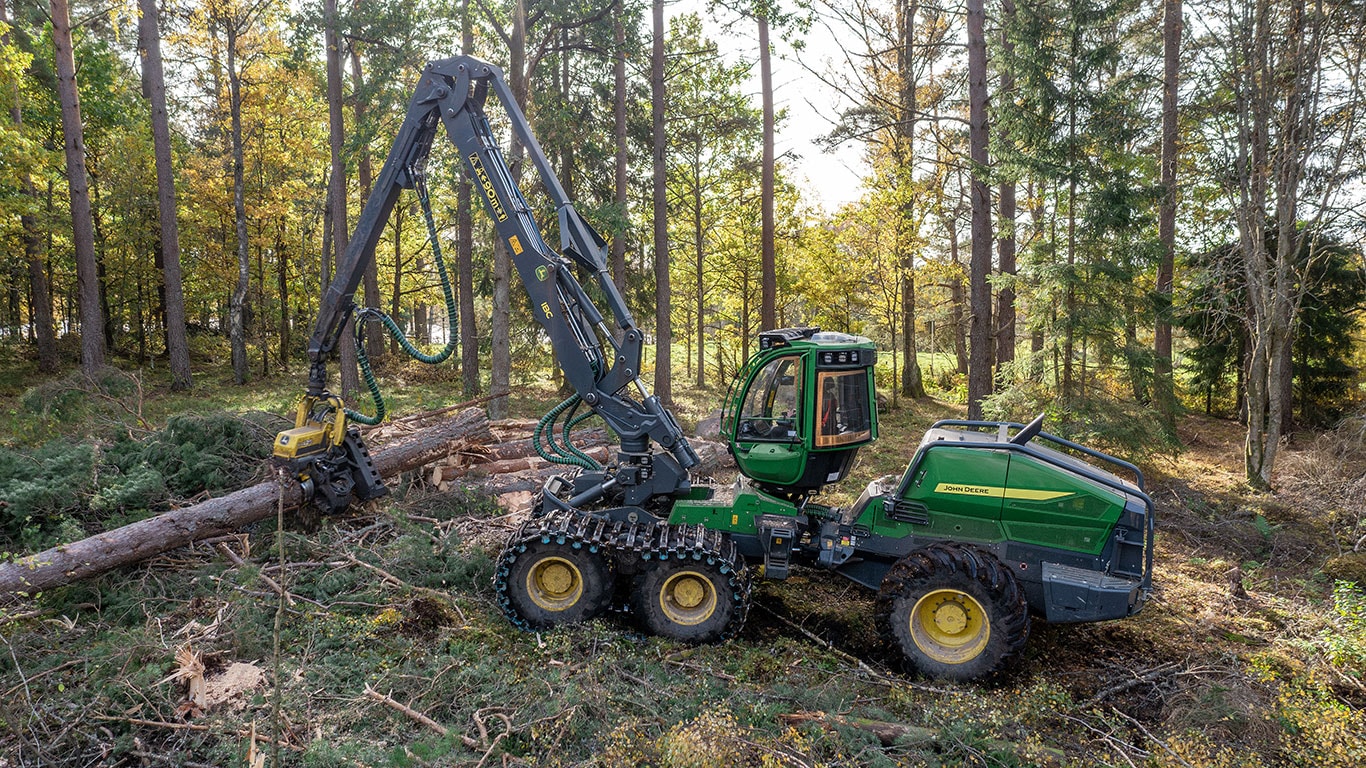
[0,440,95,545]
[1320,580,1366,679]
[982,376,1180,458]
[106,412,274,498]
[1181,231,1366,425]
[0,412,274,550]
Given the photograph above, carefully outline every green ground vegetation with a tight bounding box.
[0,353,1363,767]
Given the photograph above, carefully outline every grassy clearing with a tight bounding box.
[0,356,1363,766]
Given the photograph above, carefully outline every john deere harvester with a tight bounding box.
[278,55,1154,680]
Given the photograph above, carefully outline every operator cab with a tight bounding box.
[724,327,878,498]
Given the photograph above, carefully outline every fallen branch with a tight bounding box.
[340,553,467,624]
[363,684,479,749]
[779,710,1067,758]
[0,408,490,600]
[216,542,295,607]
[779,711,937,747]
[1088,662,1180,704]
[470,707,512,768]
[3,659,82,697]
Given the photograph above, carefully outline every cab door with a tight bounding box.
[732,354,808,486]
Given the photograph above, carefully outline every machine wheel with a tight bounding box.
[634,545,751,643]
[498,539,613,630]
[876,543,1030,681]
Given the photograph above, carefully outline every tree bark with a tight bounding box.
[350,45,384,360]
[225,15,250,385]
[1154,0,1181,425]
[488,0,530,420]
[139,0,193,390]
[965,0,992,419]
[898,0,925,400]
[612,14,629,295]
[324,0,359,397]
[994,0,1017,383]
[459,0,480,397]
[947,213,968,375]
[758,14,776,331]
[651,0,672,404]
[0,408,491,600]
[50,0,106,373]
[3,0,58,373]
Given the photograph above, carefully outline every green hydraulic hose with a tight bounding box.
[345,175,459,426]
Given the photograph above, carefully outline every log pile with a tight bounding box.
[0,406,735,601]
[423,419,734,513]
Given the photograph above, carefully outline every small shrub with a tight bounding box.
[1320,580,1366,679]
[1275,681,1366,767]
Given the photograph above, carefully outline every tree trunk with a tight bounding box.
[139,0,193,390]
[351,45,384,360]
[965,0,992,419]
[0,408,491,600]
[947,214,968,375]
[612,14,629,295]
[488,0,530,419]
[324,0,359,398]
[226,19,250,385]
[695,176,705,389]
[459,0,480,397]
[651,0,672,404]
[898,0,925,400]
[390,210,404,356]
[994,0,1017,384]
[758,14,776,331]
[50,0,106,373]
[3,0,58,373]
[1154,0,1181,425]
[277,226,289,368]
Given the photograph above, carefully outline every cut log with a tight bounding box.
[469,446,610,476]
[0,408,490,602]
[778,711,1067,758]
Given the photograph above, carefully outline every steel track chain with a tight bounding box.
[493,507,753,640]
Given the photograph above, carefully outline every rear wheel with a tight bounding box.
[634,550,750,643]
[499,539,612,630]
[876,543,1029,681]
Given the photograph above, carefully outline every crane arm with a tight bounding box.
[284,55,697,513]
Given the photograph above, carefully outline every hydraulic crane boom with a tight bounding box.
[276,55,697,515]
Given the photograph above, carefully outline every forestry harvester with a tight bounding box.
[274,55,1154,680]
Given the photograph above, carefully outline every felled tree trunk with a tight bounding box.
[0,408,489,601]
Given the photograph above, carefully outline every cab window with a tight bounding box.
[738,355,802,442]
[815,369,872,447]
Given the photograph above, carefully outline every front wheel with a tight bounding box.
[498,539,613,630]
[876,543,1030,681]
[634,551,750,643]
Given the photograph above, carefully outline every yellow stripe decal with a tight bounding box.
[933,483,1069,501]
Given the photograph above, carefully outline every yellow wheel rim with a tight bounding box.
[909,588,990,664]
[658,570,718,626]
[526,556,584,612]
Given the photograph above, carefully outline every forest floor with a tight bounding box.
[1,352,1364,767]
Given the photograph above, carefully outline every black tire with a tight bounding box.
[500,539,613,630]
[876,542,1030,681]
[634,551,750,643]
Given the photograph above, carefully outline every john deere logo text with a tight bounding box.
[469,154,508,222]
[938,483,995,497]
[535,265,549,281]
[934,483,1070,502]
